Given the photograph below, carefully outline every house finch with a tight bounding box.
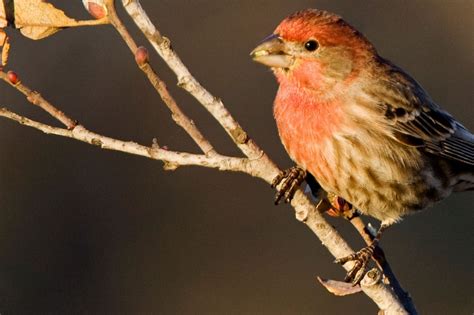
[251,9,474,283]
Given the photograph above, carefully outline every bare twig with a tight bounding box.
[0,107,249,172]
[103,0,215,156]
[0,71,77,129]
[120,0,262,159]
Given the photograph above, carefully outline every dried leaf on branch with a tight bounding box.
[0,0,108,40]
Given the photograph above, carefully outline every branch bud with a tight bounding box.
[135,46,149,66]
[7,71,19,84]
[82,0,107,19]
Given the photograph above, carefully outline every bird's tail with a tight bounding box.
[452,172,474,192]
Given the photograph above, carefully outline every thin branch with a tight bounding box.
[103,0,216,156]
[0,107,249,172]
[120,0,263,160]
[67,18,110,27]
[0,71,77,129]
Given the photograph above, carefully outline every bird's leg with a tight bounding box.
[335,223,389,285]
[272,166,306,204]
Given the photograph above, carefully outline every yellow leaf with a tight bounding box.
[2,34,10,66]
[0,0,9,28]
[1,0,108,40]
[19,25,60,40]
[0,30,6,46]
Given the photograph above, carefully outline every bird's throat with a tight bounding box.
[274,81,344,138]
[273,82,345,174]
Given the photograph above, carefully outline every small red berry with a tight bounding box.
[7,71,18,84]
[135,46,149,66]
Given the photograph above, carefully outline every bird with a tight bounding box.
[251,8,474,283]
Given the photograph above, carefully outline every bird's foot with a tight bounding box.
[334,244,376,285]
[326,193,357,219]
[272,166,306,204]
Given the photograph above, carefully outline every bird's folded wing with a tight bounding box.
[385,101,474,166]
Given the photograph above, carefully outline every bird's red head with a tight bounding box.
[275,9,372,51]
[252,9,376,92]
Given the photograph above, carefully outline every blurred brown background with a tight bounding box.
[0,1,472,314]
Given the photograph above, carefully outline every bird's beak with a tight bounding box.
[250,34,293,69]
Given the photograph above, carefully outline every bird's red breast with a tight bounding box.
[274,79,345,185]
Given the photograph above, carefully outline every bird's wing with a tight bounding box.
[384,102,474,166]
[378,61,474,166]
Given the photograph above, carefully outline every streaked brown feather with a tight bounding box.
[375,58,474,166]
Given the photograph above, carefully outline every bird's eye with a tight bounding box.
[304,40,319,52]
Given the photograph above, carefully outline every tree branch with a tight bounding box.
[103,0,215,156]
[0,71,77,129]
[119,0,262,159]
[0,107,249,172]
[361,269,410,315]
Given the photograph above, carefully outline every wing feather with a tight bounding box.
[376,60,474,166]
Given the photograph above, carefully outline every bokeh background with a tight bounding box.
[0,1,472,314]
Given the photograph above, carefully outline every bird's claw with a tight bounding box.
[272,166,306,204]
[334,244,376,285]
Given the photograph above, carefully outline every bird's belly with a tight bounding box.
[281,131,449,224]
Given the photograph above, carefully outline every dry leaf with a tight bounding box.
[0,0,108,40]
[317,276,362,296]
[2,34,10,65]
[0,30,6,45]
[0,2,7,28]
